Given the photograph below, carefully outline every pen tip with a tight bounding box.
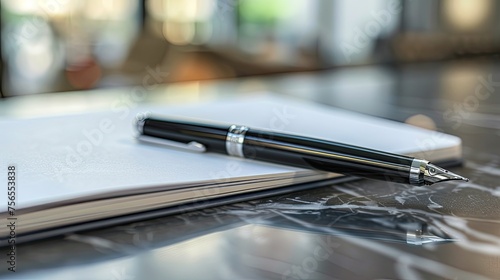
[424,163,469,185]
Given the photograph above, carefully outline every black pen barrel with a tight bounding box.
[138,117,468,186]
[142,118,230,153]
[242,129,413,184]
[140,118,414,184]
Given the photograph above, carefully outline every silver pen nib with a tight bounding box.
[423,163,469,185]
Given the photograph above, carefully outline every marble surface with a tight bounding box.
[1,60,500,280]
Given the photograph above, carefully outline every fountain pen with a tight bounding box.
[135,116,469,186]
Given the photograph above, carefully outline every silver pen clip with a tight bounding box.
[136,135,206,153]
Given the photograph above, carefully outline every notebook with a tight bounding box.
[0,94,462,244]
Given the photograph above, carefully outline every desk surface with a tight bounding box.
[1,60,500,280]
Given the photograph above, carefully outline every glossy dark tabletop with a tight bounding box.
[1,60,500,280]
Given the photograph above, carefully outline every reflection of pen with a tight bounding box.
[135,116,469,186]
[263,210,454,245]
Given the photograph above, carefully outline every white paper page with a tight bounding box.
[0,94,461,209]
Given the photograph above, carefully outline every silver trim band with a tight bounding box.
[409,159,428,186]
[226,125,249,158]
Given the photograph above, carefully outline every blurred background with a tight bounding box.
[1,0,499,97]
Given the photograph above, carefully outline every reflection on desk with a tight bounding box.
[6,203,497,280]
